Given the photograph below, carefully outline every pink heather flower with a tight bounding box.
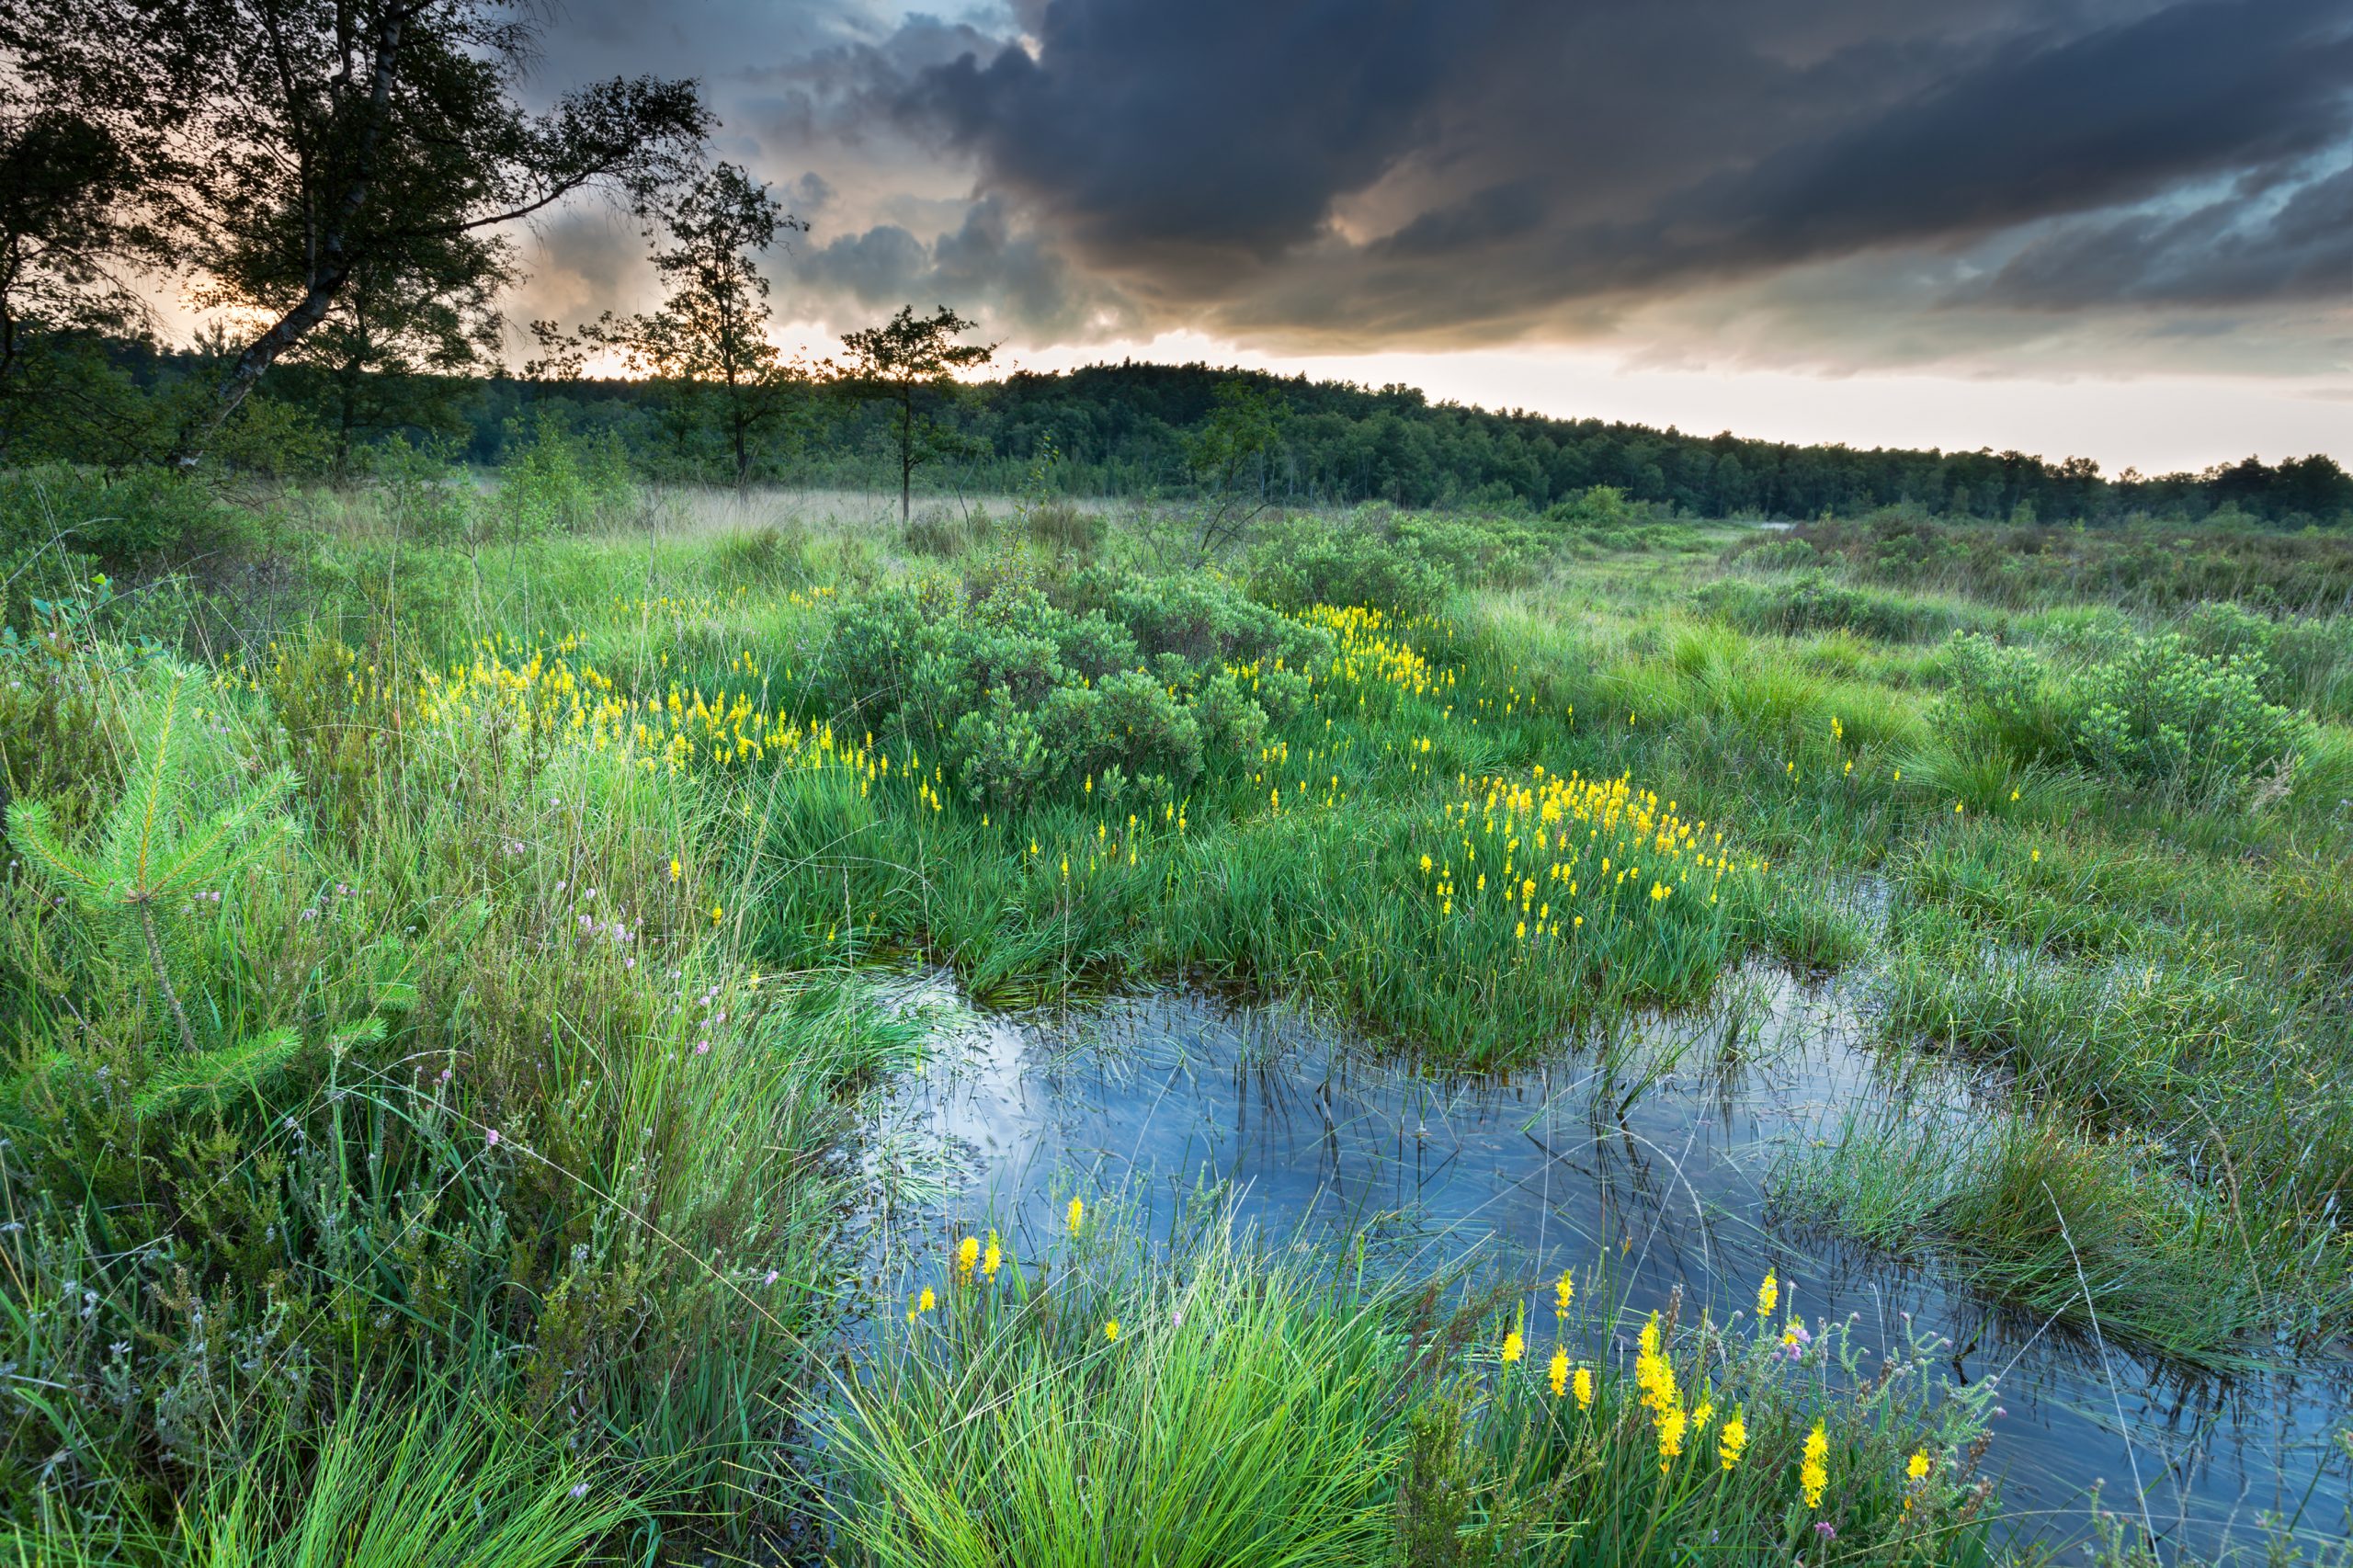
[484,1129,501,1147]
[764,1269,779,1286]
[694,1040,710,1056]
[1814,1522,1836,1540]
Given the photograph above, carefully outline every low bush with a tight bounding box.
[0,464,242,567]
[1249,514,1455,618]
[804,570,1327,809]
[1938,629,2310,798]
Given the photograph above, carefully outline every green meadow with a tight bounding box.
[5,449,2351,1564]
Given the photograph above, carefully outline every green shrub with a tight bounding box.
[1938,630,2310,797]
[489,413,638,539]
[809,571,1328,809]
[0,464,239,566]
[1248,514,1452,617]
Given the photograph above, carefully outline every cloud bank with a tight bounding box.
[518,0,2353,379]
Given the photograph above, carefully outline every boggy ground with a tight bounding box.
[3,460,2350,1564]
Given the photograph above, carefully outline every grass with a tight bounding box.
[823,1210,2008,1568]
[5,475,2353,1562]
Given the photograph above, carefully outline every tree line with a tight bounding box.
[438,362,2352,528]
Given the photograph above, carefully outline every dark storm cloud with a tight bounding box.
[1974,161,2353,306]
[863,0,2353,346]
[517,0,2353,363]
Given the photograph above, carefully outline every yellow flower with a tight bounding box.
[1104,1318,1120,1343]
[1501,1328,1523,1364]
[1573,1365,1593,1410]
[1906,1449,1931,1482]
[1801,1420,1828,1509]
[1656,1404,1687,1471]
[668,857,682,881]
[983,1230,1002,1280]
[919,1286,935,1312]
[956,1235,980,1282]
[1718,1410,1747,1471]
[1756,1269,1779,1319]
[710,903,724,925]
[1549,1345,1569,1397]
[1553,1267,1574,1319]
[1066,1196,1085,1236]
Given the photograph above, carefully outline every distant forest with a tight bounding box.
[427,360,2353,527]
[37,340,2353,527]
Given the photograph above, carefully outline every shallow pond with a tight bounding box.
[856,967,2350,1560]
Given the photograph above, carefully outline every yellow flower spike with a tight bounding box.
[1553,1267,1573,1319]
[983,1230,1002,1280]
[1066,1196,1085,1236]
[1104,1319,1120,1343]
[668,857,682,881]
[1573,1365,1594,1410]
[1656,1405,1687,1471]
[710,904,723,926]
[1801,1420,1829,1509]
[1719,1410,1747,1471]
[918,1286,935,1313]
[1500,1328,1524,1364]
[1549,1345,1569,1397]
[956,1235,980,1283]
[1756,1269,1778,1319]
[1907,1449,1932,1482]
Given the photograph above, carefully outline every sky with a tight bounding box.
[502,0,2353,475]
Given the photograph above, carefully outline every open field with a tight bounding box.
[5,455,2352,1564]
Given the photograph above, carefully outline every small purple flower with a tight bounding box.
[1814,1521,1836,1540]
[568,1481,589,1500]
[764,1269,779,1286]
[694,1040,710,1056]
[485,1129,501,1147]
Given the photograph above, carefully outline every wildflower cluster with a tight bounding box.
[1417,765,1764,939]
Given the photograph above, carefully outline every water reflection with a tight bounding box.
[856,967,2350,1560]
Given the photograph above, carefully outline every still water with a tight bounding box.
[856,967,2351,1560]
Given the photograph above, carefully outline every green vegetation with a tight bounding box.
[6,465,2353,1565]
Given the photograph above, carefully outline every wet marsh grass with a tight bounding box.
[8,484,2353,1562]
[826,1211,2009,1568]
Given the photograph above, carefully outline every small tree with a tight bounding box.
[835,304,995,523]
[1184,379,1288,557]
[10,666,299,1054]
[630,163,805,489]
